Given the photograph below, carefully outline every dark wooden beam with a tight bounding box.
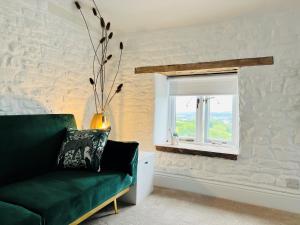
[156,145,238,160]
[135,56,274,75]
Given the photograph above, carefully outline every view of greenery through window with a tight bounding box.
[207,96,233,142]
[175,96,196,138]
[176,113,196,137]
[175,96,233,142]
[207,112,232,142]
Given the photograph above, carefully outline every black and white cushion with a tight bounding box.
[57,129,110,172]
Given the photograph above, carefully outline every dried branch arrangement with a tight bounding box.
[75,0,124,113]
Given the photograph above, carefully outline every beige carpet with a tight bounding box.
[83,187,300,225]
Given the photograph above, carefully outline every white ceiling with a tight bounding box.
[73,0,295,33]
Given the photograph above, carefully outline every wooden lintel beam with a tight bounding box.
[135,56,274,74]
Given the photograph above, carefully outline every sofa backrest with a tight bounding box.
[0,114,77,186]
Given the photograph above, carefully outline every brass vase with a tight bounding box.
[90,112,111,130]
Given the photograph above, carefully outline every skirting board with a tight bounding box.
[154,172,300,214]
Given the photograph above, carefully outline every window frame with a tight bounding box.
[168,95,239,148]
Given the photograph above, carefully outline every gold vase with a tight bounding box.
[90,112,111,130]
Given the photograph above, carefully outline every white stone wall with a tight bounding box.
[0,0,103,128]
[115,6,300,194]
[0,1,299,194]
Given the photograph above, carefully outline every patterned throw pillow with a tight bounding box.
[57,129,110,172]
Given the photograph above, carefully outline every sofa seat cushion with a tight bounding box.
[0,201,42,225]
[0,170,132,225]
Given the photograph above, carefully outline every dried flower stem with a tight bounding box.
[106,91,117,106]
[93,40,105,110]
[103,49,123,110]
[77,7,102,68]
[95,39,109,88]
[92,0,102,18]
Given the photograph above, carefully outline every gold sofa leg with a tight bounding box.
[113,198,118,214]
[69,188,129,225]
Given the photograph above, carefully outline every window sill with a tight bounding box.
[155,143,238,160]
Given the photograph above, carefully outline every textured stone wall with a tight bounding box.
[115,6,300,194]
[0,1,299,194]
[0,0,100,128]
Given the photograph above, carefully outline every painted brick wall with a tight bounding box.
[0,1,299,195]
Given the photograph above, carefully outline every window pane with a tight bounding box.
[175,96,196,138]
[206,95,233,143]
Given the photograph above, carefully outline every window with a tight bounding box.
[168,75,239,149]
[170,94,237,146]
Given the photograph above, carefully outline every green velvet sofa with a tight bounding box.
[0,114,138,225]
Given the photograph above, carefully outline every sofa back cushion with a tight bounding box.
[101,140,139,177]
[0,114,77,186]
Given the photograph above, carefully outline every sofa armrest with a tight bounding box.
[101,140,139,184]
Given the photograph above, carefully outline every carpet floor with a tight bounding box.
[83,187,300,225]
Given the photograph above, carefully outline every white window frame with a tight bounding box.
[168,95,239,148]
